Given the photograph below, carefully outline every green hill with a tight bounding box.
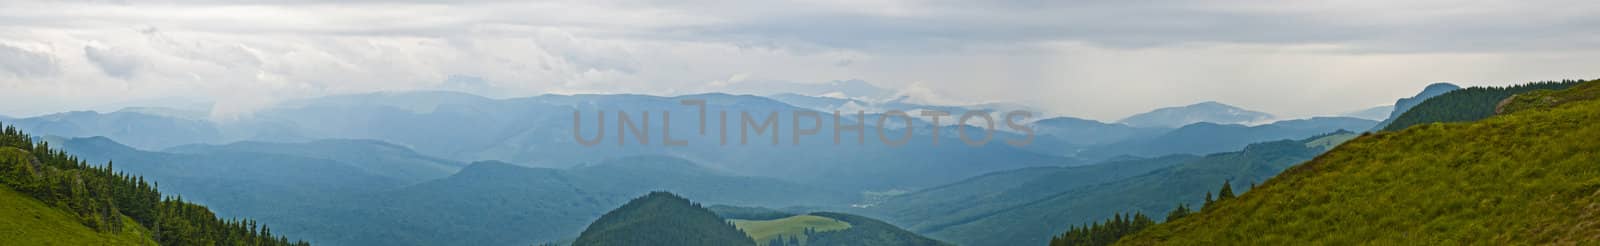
[1380,79,1586,131]
[573,192,757,246]
[1120,80,1600,244]
[0,176,156,245]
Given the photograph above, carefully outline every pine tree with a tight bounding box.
[1219,180,1236,200]
[1166,203,1192,222]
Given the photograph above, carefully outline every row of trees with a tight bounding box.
[0,123,309,246]
[1048,180,1240,246]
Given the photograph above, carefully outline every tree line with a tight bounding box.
[1048,180,1240,246]
[0,122,310,246]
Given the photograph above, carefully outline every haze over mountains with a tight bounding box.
[0,79,1448,245]
[1116,101,1276,128]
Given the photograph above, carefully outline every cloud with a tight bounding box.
[0,44,60,78]
[0,0,1598,120]
[83,45,142,79]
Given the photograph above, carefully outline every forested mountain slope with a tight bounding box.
[0,123,308,245]
[1381,79,1585,131]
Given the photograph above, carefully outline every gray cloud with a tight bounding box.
[84,46,142,79]
[0,0,1598,120]
[0,44,60,78]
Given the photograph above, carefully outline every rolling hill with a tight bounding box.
[573,192,757,246]
[1120,80,1600,244]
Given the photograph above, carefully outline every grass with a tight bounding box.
[0,185,157,246]
[1120,81,1600,245]
[731,215,852,246]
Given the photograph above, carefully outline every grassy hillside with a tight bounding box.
[732,215,851,245]
[0,173,156,245]
[1121,81,1600,244]
[1381,79,1585,131]
[573,192,756,246]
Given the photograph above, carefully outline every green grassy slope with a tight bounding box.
[732,215,852,246]
[0,184,156,246]
[1121,81,1600,244]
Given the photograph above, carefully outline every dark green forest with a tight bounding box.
[573,191,756,246]
[0,122,309,246]
[1381,79,1587,131]
[1046,181,1233,246]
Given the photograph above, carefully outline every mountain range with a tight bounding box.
[0,79,1492,246]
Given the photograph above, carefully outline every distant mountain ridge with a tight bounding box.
[1079,116,1374,159]
[1117,101,1275,128]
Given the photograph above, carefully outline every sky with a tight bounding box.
[2,0,1599,121]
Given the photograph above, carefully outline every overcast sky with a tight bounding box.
[2,0,1598,121]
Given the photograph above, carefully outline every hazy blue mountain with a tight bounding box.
[10,109,224,150]
[163,139,466,183]
[233,91,1070,191]
[863,155,1197,233]
[920,133,1354,246]
[1032,117,1169,146]
[285,156,849,246]
[299,161,622,246]
[1340,105,1394,121]
[1117,101,1275,128]
[1369,82,1460,131]
[1080,116,1374,159]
